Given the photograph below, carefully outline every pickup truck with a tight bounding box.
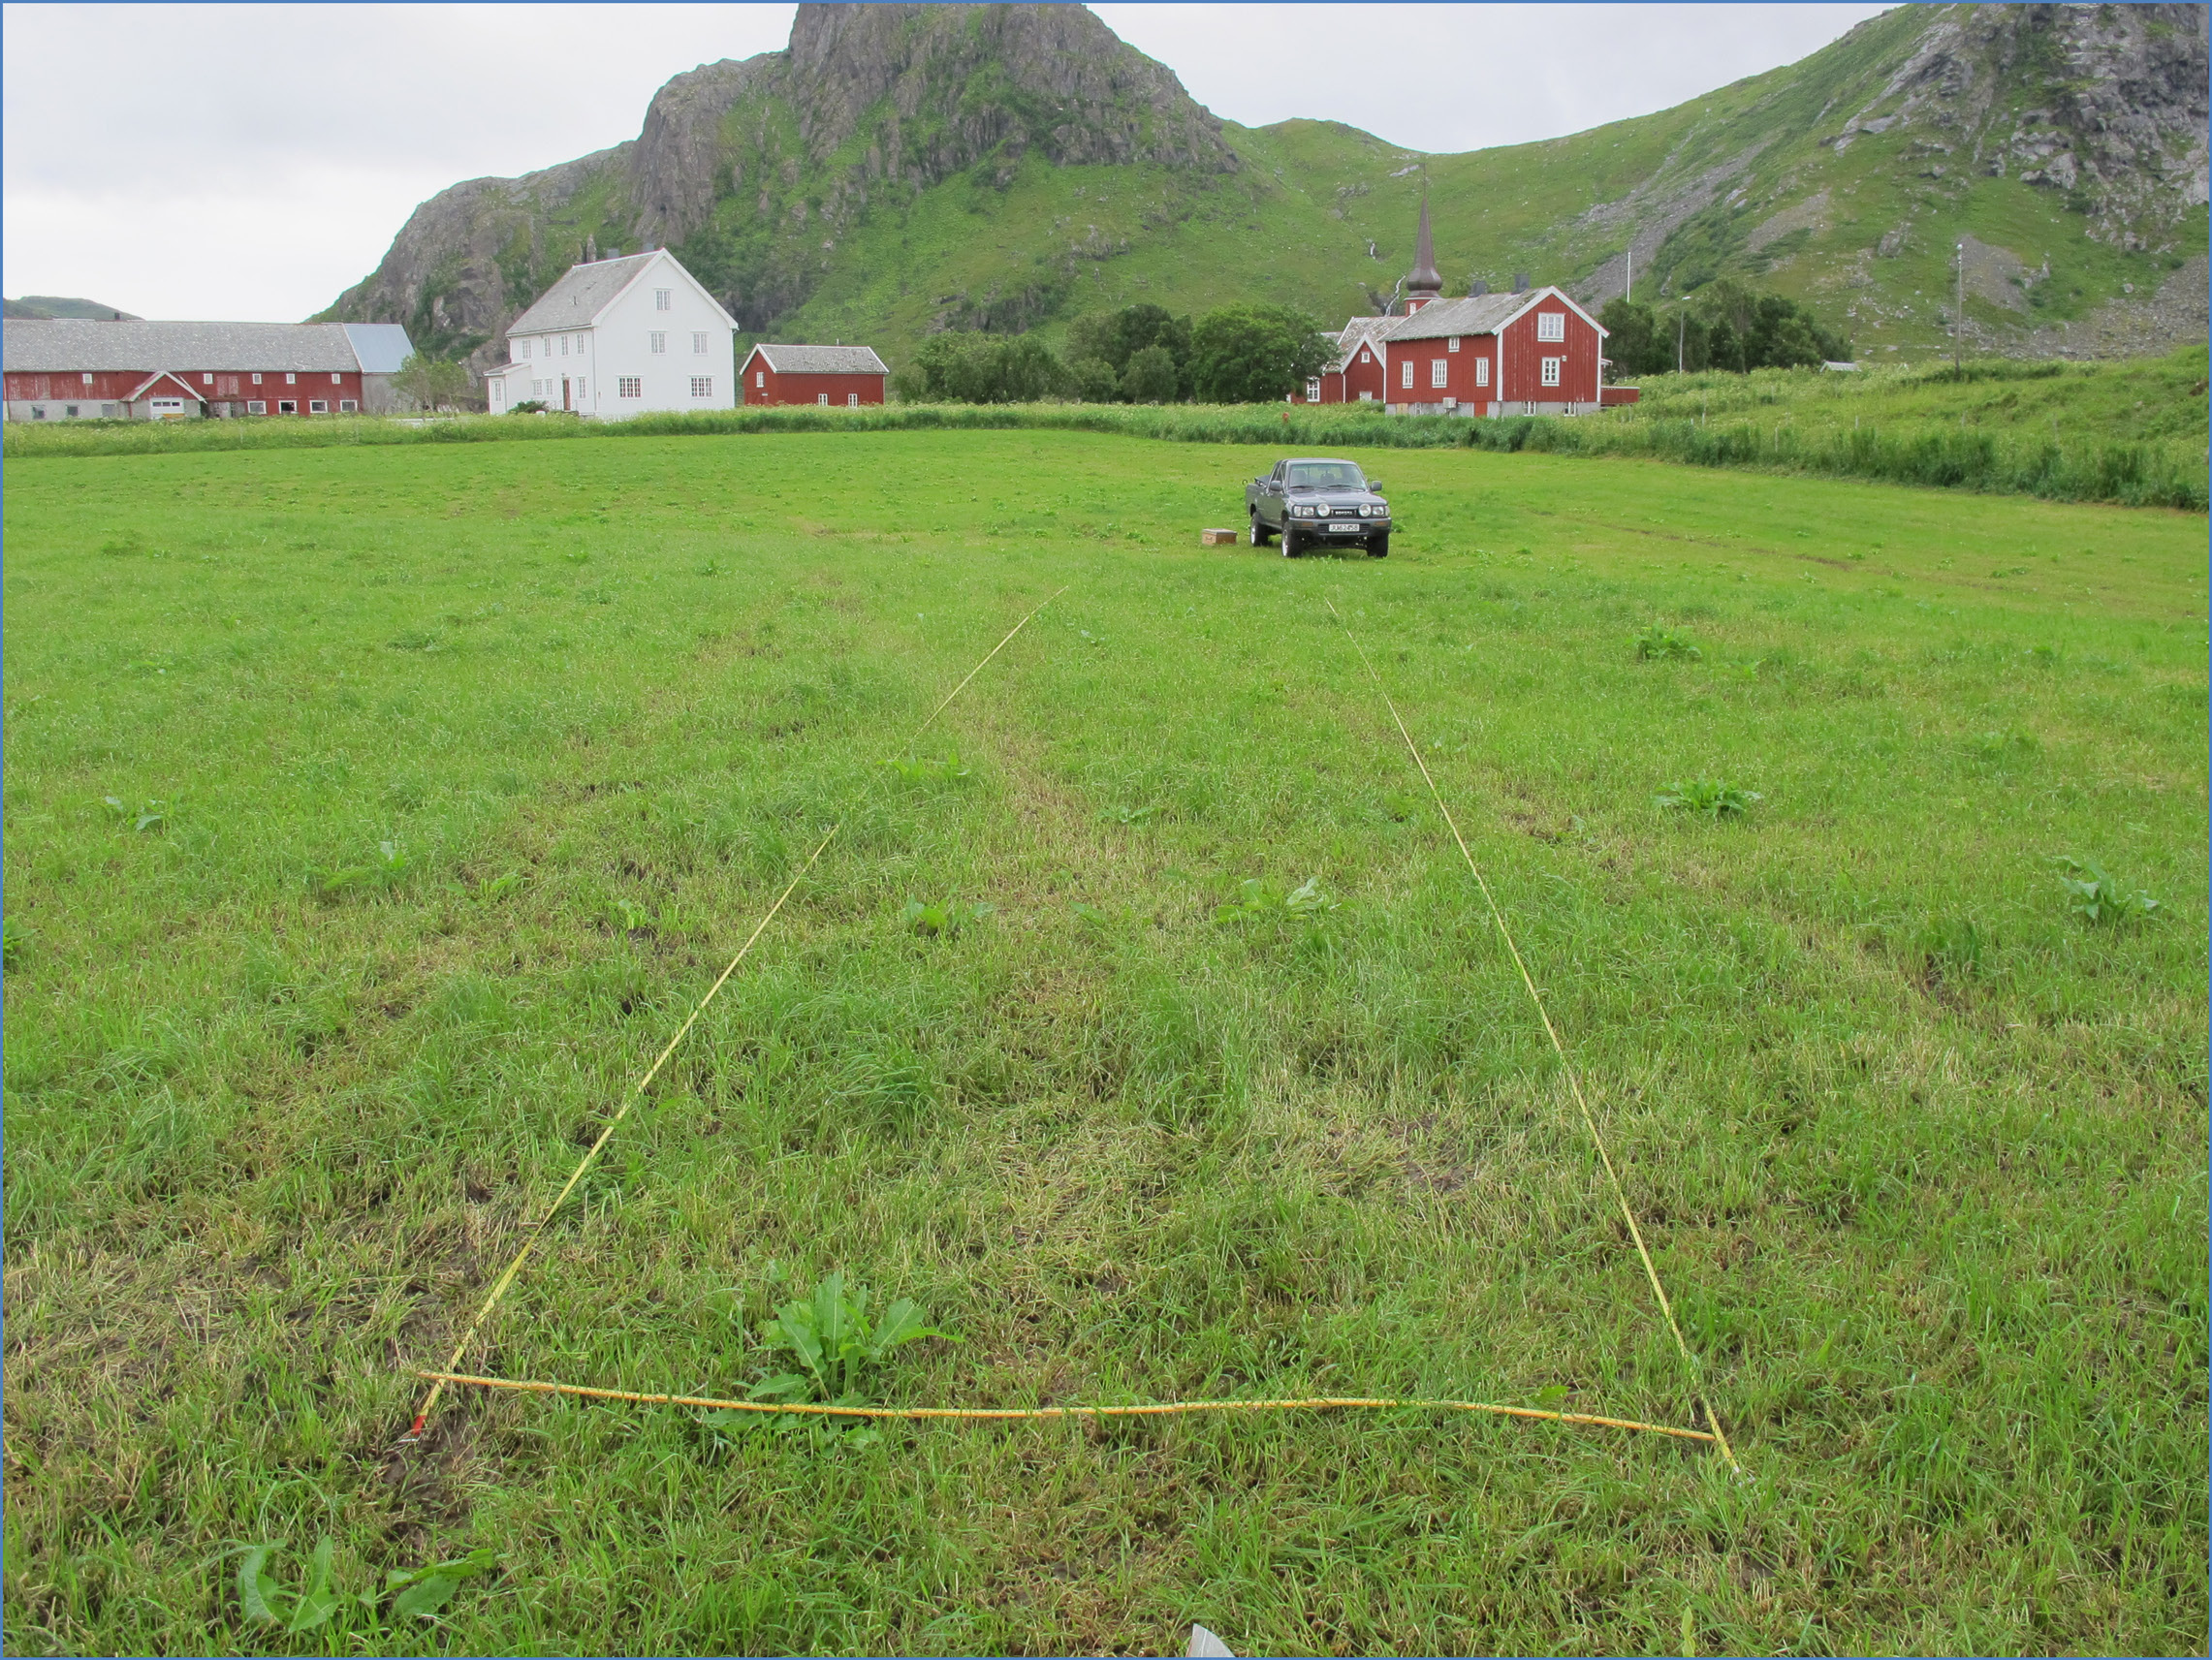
[1246,457,1392,557]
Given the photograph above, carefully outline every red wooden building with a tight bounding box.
[739,343,888,406]
[1,319,413,421]
[1304,315,1392,404]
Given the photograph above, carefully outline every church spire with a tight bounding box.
[1406,186,1443,312]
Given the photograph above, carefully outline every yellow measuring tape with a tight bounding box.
[1326,599,1740,1473]
[401,587,1068,1442]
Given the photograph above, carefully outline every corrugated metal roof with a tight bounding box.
[341,322,416,373]
[748,343,889,375]
[506,253,660,334]
[1,318,364,372]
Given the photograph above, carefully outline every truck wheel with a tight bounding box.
[1248,513,1272,547]
[1281,523,1302,557]
[1366,533,1390,558]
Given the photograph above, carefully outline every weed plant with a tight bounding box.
[3,427,2204,1655]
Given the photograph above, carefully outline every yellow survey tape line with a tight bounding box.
[1325,599,1742,1473]
[418,1369,1719,1444]
[401,587,1069,1443]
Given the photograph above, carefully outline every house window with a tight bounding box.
[1306,378,1321,402]
[690,376,712,397]
[252,372,263,385]
[309,399,329,414]
[560,336,569,356]
[517,339,530,359]
[247,400,267,414]
[1430,359,1448,389]
[816,392,829,405]
[654,289,671,310]
[1474,358,1490,387]
[1540,357,1563,387]
[1400,360,1413,389]
[1357,391,1374,402]
[575,334,586,353]
[1536,312,1565,342]
[847,392,859,407]
[692,331,709,354]
[339,399,358,413]
[1447,336,1460,353]
[331,372,342,383]
[285,372,297,385]
[81,372,94,385]
[575,379,585,398]
[278,399,298,414]
[649,332,666,354]
[65,404,79,418]
[618,376,642,397]
[1360,350,1371,363]
[755,370,764,388]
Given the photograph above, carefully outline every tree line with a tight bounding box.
[1599,279,1849,378]
[890,302,1333,405]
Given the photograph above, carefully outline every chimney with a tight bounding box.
[1513,273,1530,294]
[1471,279,1489,297]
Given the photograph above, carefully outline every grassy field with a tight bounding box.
[4,430,2205,1655]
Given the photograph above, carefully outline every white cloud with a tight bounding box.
[3,1,1888,321]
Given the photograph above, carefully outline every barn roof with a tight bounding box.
[1,318,368,372]
[1382,287,1607,342]
[1323,315,1393,372]
[746,343,889,375]
[341,322,415,374]
[506,253,661,333]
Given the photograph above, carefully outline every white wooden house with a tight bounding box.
[483,249,735,420]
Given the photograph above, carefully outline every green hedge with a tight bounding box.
[7,396,2201,510]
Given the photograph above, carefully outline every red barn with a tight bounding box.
[739,343,888,406]
[1301,315,1392,404]
[1382,288,1606,417]
[2,319,414,421]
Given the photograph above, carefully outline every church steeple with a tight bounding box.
[1405,188,1443,313]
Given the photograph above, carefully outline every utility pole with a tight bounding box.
[1626,248,1632,306]
[1677,310,1686,375]
[1954,239,1965,380]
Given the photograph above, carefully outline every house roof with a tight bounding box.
[506,253,662,334]
[341,322,416,374]
[1381,287,1607,343]
[1323,315,1394,373]
[745,343,889,375]
[1,318,369,372]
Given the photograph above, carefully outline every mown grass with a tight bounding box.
[4,430,2206,1655]
[9,344,2207,511]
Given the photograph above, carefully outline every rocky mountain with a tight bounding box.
[321,3,2208,373]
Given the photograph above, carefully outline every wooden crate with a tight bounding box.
[1199,528,1239,547]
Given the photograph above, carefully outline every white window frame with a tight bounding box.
[692,331,709,355]
[82,372,94,386]
[560,336,570,356]
[816,392,829,406]
[339,399,358,413]
[847,392,859,407]
[203,373,214,385]
[649,332,666,354]
[755,370,765,388]
[690,376,712,397]
[1306,377,1321,402]
[1447,336,1460,353]
[1430,359,1449,389]
[654,289,672,311]
[1400,359,1413,390]
[278,399,298,414]
[247,399,267,415]
[1474,358,1490,387]
[575,379,585,398]
[285,373,297,385]
[1536,311,1565,342]
[517,339,530,360]
[330,372,342,384]
[1540,357,1563,388]
[1357,390,1374,402]
[309,399,329,414]
[251,372,264,385]
[1360,349,1372,363]
[617,376,642,398]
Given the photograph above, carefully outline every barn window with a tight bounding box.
[331,372,342,383]
[278,400,297,414]
[1400,360,1413,389]
[1431,359,1448,389]
[310,399,329,414]
[285,373,297,385]
[1357,391,1374,401]
[247,400,266,415]
[82,372,94,385]
[654,289,672,310]
[690,376,712,397]
[618,377,642,397]
[1360,349,1371,363]
[692,331,709,354]
[1306,378,1321,402]
[649,332,666,354]
[102,403,116,417]
[1536,312,1565,342]
[65,404,79,418]
[1475,359,1490,387]
[817,393,829,405]
[1447,336,1460,353]
[1540,357,1563,387]
[30,406,43,420]
[755,371,764,388]
[847,392,859,407]
[252,372,263,384]
[339,399,358,413]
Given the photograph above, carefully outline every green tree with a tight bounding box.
[1067,357,1121,403]
[394,353,473,413]
[1066,304,1192,380]
[1186,303,1331,404]
[1598,298,1659,379]
[1120,344,1179,404]
[895,331,1067,403]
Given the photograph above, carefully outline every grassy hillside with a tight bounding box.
[5,431,2204,1654]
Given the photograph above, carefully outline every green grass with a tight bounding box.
[5,430,2206,1654]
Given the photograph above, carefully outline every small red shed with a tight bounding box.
[1301,315,1393,404]
[740,343,889,406]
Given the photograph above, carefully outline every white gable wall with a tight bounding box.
[485,251,735,422]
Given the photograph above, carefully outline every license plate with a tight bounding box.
[1326,518,1364,532]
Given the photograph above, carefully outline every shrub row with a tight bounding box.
[6,397,2201,510]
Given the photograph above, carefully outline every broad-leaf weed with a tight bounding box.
[1655,780,1761,820]
[2049,856,2162,924]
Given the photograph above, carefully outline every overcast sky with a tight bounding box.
[2,2,1889,322]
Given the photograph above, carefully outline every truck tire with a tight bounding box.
[1366,532,1390,558]
[1248,512,1272,547]
[1281,522,1303,557]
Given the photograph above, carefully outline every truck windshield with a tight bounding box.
[1285,462,1366,490]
